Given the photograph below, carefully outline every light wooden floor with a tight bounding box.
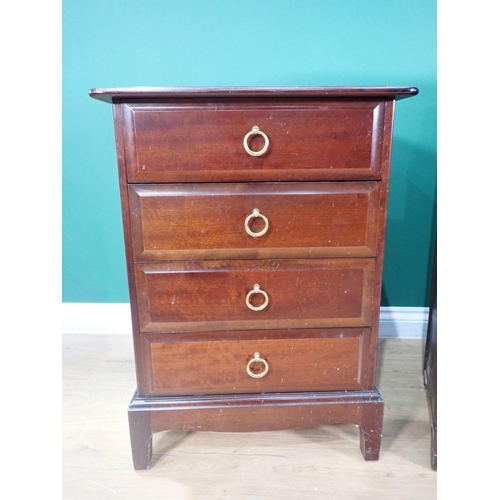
[62,335,437,499]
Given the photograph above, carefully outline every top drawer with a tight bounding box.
[121,100,387,183]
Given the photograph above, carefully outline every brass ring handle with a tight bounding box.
[245,284,269,311]
[246,352,269,379]
[243,126,269,157]
[244,208,269,237]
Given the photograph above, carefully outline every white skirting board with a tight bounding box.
[61,303,429,339]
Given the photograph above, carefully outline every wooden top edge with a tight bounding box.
[89,86,418,103]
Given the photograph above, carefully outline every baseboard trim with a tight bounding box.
[62,303,133,335]
[62,303,429,339]
[378,307,429,339]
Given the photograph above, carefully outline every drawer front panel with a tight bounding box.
[135,259,375,333]
[142,329,371,396]
[129,182,381,261]
[122,101,386,183]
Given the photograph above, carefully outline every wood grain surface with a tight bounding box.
[128,182,381,261]
[121,101,386,182]
[90,87,419,472]
[134,259,375,333]
[141,328,371,396]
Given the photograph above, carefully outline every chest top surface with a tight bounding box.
[89,86,418,103]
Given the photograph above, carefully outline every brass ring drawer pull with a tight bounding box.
[243,125,269,156]
[244,208,269,237]
[246,284,269,311]
[246,352,269,378]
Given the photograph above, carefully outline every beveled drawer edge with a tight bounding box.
[139,317,372,334]
[134,246,377,262]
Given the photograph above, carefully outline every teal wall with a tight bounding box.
[63,0,436,306]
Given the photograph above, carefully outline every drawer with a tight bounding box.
[129,182,381,261]
[141,329,372,396]
[122,100,386,183]
[135,259,375,333]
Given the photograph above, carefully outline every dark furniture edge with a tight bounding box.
[128,389,384,411]
[89,86,419,103]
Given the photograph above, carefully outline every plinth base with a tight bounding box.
[128,389,384,469]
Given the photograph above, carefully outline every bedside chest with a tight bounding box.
[89,86,418,469]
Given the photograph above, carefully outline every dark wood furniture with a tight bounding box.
[89,86,418,469]
[424,247,437,470]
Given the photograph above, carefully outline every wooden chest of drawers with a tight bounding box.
[90,86,417,469]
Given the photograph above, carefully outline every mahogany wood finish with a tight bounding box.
[134,259,375,333]
[128,389,385,470]
[141,328,371,396]
[90,86,417,469]
[128,182,381,261]
[122,101,385,182]
[90,86,418,102]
